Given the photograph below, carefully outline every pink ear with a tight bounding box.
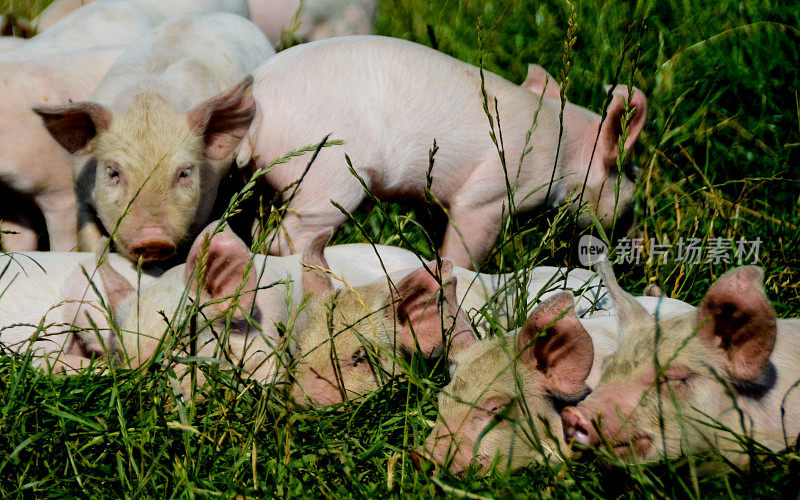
[440,273,478,359]
[522,64,561,100]
[597,85,647,170]
[301,228,335,295]
[94,239,135,317]
[518,292,593,397]
[33,101,112,154]
[388,262,455,356]
[187,75,255,161]
[697,266,777,382]
[185,222,256,317]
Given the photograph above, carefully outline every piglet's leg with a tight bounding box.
[441,200,504,270]
[76,202,104,252]
[37,189,77,252]
[269,172,369,255]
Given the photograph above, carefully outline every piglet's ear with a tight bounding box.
[440,272,478,361]
[185,222,257,318]
[518,292,593,397]
[188,75,255,161]
[522,64,561,100]
[95,238,135,318]
[33,101,112,155]
[697,266,776,382]
[388,261,454,356]
[301,228,335,296]
[598,85,647,171]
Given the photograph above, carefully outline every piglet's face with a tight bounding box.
[290,232,471,408]
[562,266,777,462]
[34,77,255,263]
[289,283,399,407]
[415,292,594,475]
[98,223,279,392]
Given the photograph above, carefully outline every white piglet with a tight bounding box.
[35,13,274,262]
[0,251,161,371]
[0,0,165,252]
[238,36,647,269]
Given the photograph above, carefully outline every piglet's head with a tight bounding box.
[562,265,777,463]
[290,231,472,408]
[563,85,647,233]
[100,222,279,393]
[34,76,256,263]
[414,292,594,476]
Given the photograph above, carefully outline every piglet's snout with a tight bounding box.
[129,228,176,262]
[561,407,597,447]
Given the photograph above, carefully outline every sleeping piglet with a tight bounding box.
[561,264,800,467]
[87,223,425,395]
[238,35,647,268]
[289,236,610,408]
[412,260,694,475]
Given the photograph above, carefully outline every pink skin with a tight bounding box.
[248,0,377,46]
[413,292,596,475]
[561,365,691,457]
[34,13,272,262]
[240,37,647,269]
[561,266,799,464]
[0,48,126,252]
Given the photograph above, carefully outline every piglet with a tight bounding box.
[33,0,249,33]
[413,261,693,475]
[289,238,611,408]
[238,36,647,268]
[249,0,377,46]
[0,249,161,372]
[35,13,274,261]
[91,222,425,395]
[0,1,167,252]
[561,264,800,466]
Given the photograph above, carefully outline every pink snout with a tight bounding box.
[414,428,476,476]
[127,228,176,262]
[290,372,345,408]
[561,406,599,448]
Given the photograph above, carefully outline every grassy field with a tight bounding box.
[1,0,799,497]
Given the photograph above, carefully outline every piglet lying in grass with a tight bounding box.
[561,264,800,467]
[239,36,647,268]
[412,262,693,475]
[35,12,274,262]
[0,250,162,371]
[288,241,611,408]
[89,223,424,395]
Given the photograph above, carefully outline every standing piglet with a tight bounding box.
[0,0,165,251]
[35,13,274,261]
[561,265,800,467]
[238,36,647,269]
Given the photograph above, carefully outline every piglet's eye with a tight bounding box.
[106,164,121,185]
[481,397,512,416]
[352,347,368,367]
[176,165,194,186]
[662,365,691,382]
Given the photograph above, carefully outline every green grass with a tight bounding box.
[1,0,799,497]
